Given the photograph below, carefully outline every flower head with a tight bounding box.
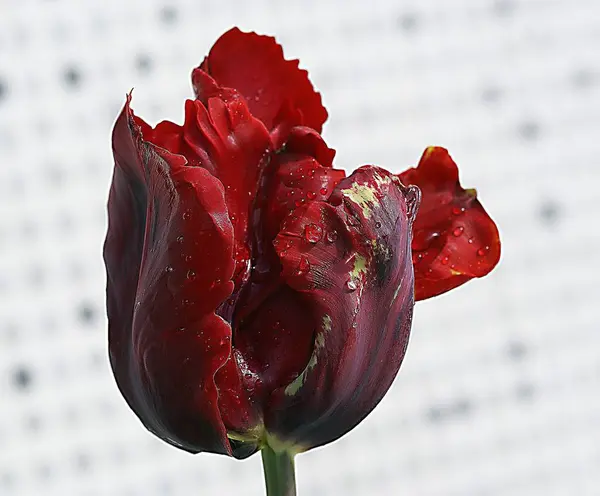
[104,28,499,459]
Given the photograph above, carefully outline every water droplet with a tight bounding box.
[468,237,474,244]
[177,327,185,332]
[346,279,357,291]
[477,246,490,257]
[412,252,423,264]
[412,230,440,251]
[375,221,381,229]
[176,235,184,243]
[186,270,196,280]
[182,210,191,220]
[165,265,174,273]
[296,256,311,275]
[319,187,328,195]
[307,191,317,200]
[326,230,338,243]
[184,255,192,262]
[308,169,316,177]
[452,206,465,216]
[303,223,323,243]
[244,372,253,380]
[441,256,450,265]
[453,226,464,237]
[294,199,305,208]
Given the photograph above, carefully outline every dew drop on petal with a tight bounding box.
[412,230,440,251]
[165,265,174,273]
[186,269,196,280]
[453,226,464,237]
[294,199,305,208]
[346,279,357,292]
[176,235,184,244]
[182,210,191,220]
[296,256,311,275]
[326,230,338,243]
[375,221,381,229]
[441,256,450,265]
[307,191,317,200]
[319,187,328,195]
[452,206,466,216]
[185,255,192,262]
[412,252,423,264]
[468,237,474,244]
[303,223,323,243]
[477,246,490,257]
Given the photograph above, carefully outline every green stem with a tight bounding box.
[261,445,297,496]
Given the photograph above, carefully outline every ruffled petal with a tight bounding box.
[262,127,345,241]
[399,147,501,301]
[105,96,259,456]
[192,28,328,144]
[264,166,420,451]
[134,95,273,292]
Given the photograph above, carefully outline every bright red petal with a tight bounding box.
[192,27,328,141]
[106,96,260,457]
[399,147,501,301]
[135,95,273,292]
[262,127,345,241]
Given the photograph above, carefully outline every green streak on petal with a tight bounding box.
[284,315,332,396]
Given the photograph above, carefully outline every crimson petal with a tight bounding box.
[192,28,328,144]
[105,96,258,457]
[133,95,272,292]
[399,147,501,301]
[265,166,420,451]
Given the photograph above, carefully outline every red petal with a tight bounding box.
[399,147,501,301]
[192,27,328,142]
[135,95,272,292]
[105,96,259,456]
[265,166,419,451]
[262,127,345,241]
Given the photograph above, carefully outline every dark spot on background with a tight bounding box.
[78,302,96,325]
[572,69,596,89]
[538,200,561,226]
[74,452,91,472]
[136,54,153,74]
[492,0,516,17]
[0,79,7,102]
[13,367,33,391]
[160,6,178,24]
[518,121,541,141]
[63,66,81,88]
[481,86,503,104]
[515,382,535,400]
[397,13,418,32]
[507,340,528,361]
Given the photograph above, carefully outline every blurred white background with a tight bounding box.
[1,0,599,494]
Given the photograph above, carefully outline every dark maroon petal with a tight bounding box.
[399,147,501,300]
[192,28,328,143]
[105,96,259,456]
[264,166,420,451]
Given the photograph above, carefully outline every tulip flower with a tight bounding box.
[104,28,500,495]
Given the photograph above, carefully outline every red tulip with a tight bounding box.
[104,28,500,461]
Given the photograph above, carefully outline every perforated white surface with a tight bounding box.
[1,0,599,495]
